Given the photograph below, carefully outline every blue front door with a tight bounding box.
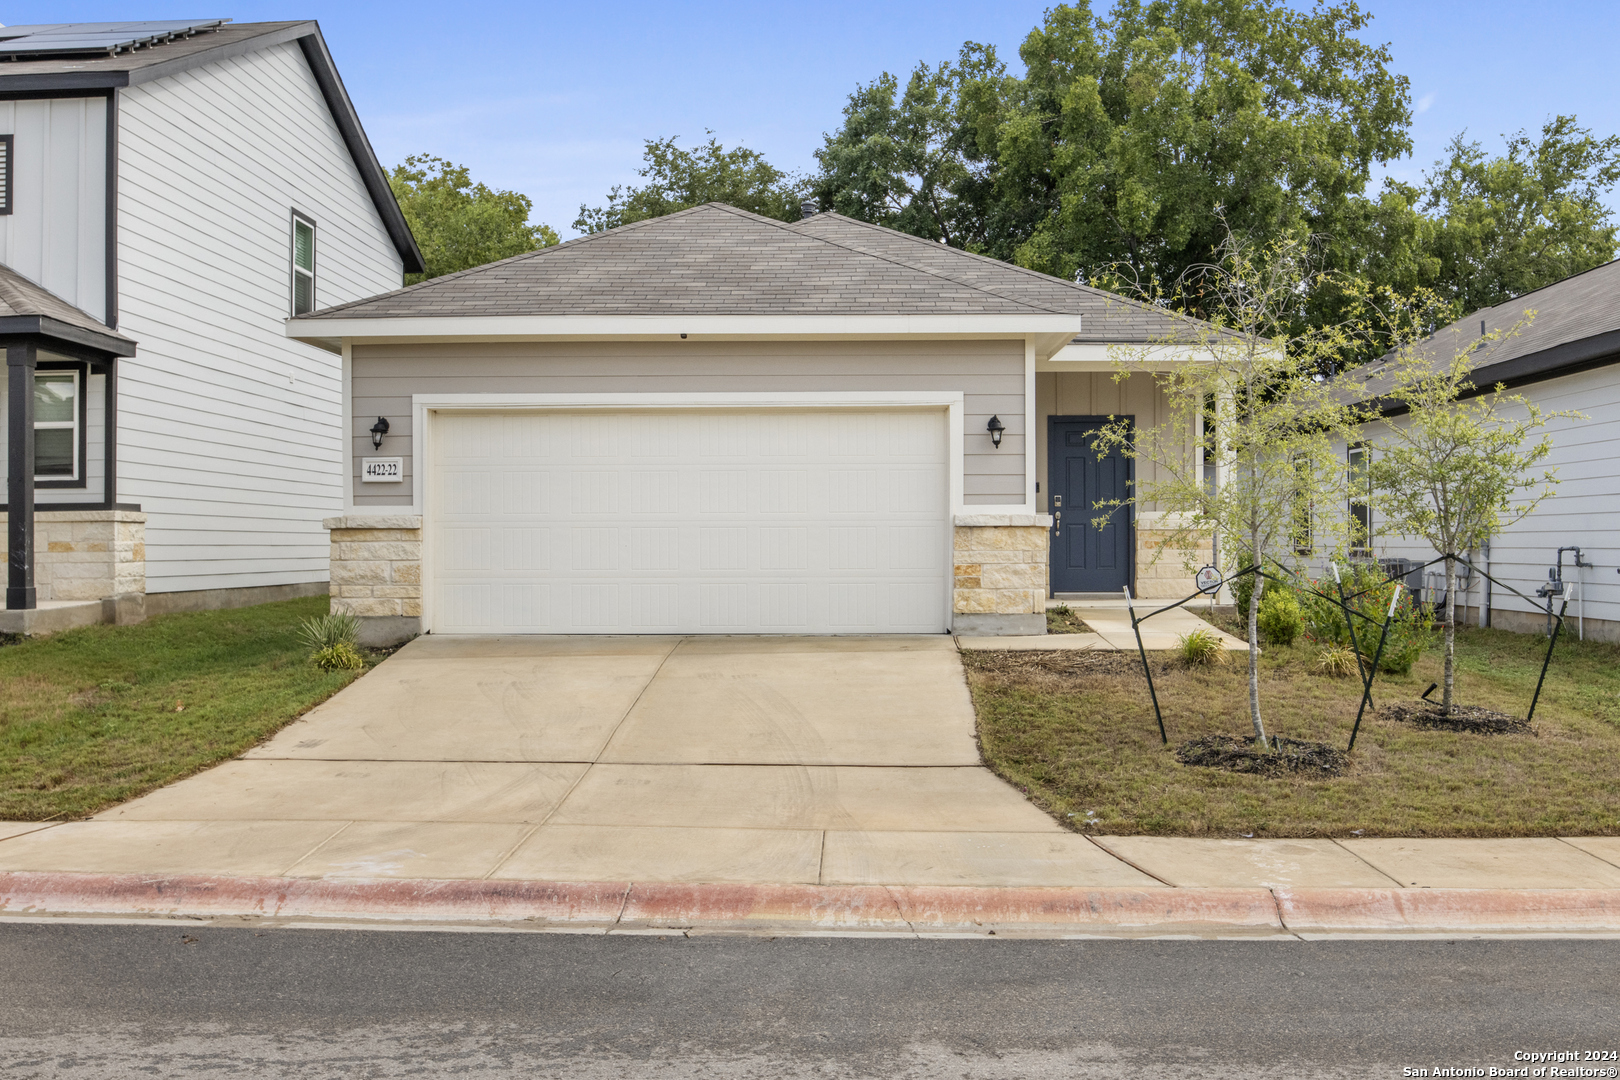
[1048,417,1132,594]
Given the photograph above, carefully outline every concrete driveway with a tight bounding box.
[1,635,1151,888]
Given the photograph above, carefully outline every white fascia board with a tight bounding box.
[1039,341,1214,370]
[286,313,1085,352]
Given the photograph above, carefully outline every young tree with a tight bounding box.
[389,155,559,285]
[575,132,808,233]
[1362,321,1579,715]
[1093,223,1368,745]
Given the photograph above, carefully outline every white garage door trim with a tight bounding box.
[414,391,965,635]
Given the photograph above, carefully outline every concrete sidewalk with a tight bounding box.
[959,598,1248,652]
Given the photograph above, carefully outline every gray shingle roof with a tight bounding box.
[300,204,1187,338]
[1442,258,1620,374]
[0,263,136,355]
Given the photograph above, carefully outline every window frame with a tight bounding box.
[33,362,88,488]
[290,209,317,316]
[0,133,13,216]
[1347,442,1372,555]
[1291,452,1313,557]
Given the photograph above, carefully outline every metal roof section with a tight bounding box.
[0,262,137,356]
[0,20,423,275]
[0,20,228,59]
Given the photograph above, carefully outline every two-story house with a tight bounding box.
[0,18,421,632]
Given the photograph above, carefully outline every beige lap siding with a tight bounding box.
[323,515,422,619]
[952,519,1050,616]
[0,510,146,601]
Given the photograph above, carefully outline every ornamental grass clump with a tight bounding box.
[297,612,364,671]
[1178,628,1229,666]
[1316,643,1360,678]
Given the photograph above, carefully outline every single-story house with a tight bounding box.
[1352,258,1619,642]
[1,18,421,633]
[288,203,1213,643]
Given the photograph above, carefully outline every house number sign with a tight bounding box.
[361,457,404,483]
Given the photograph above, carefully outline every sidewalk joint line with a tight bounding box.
[1328,838,1406,887]
[1555,836,1620,873]
[816,830,827,885]
[481,823,544,881]
[1082,835,1176,887]
[277,820,356,877]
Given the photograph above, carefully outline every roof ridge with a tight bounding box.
[712,204,1072,316]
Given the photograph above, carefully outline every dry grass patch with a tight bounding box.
[963,626,1620,838]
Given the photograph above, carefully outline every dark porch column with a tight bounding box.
[7,340,36,610]
[102,357,117,507]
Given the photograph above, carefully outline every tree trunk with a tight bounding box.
[1248,526,1267,747]
[1443,554,1457,716]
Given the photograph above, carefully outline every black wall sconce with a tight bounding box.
[370,416,390,450]
[986,415,1005,448]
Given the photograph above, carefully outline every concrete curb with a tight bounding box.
[2,873,1617,935]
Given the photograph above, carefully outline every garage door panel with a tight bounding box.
[429,410,949,635]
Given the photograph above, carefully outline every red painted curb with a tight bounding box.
[2,873,1617,933]
[891,885,1282,931]
[0,872,630,923]
[1275,888,1620,932]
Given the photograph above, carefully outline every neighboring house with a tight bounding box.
[288,202,1209,643]
[1348,259,1619,642]
[0,19,422,632]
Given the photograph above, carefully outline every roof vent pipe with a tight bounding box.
[799,200,818,220]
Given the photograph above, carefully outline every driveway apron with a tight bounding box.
[1,635,1152,889]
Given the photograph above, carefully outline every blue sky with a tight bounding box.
[9,2,1620,237]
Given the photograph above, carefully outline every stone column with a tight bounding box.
[324,514,422,646]
[951,513,1053,636]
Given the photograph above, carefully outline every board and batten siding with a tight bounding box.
[349,340,1027,509]
[114,41,404,594]
[0,97,107,321]
[1035,370,1185,514]
[1362,364,1619,634]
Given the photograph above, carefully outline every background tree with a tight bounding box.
[575,132,808,233]
[1093,222,1369,746]
[1416,116,1620,317]
[389,155,559,285]
[1362,320,1578,716]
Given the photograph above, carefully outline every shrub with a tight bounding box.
[310,642,365,672]
[297,612,361,653]
[1257,588,1303,646]
[1178,627,1229,666]
[1296,562,1433,674]
[1316,643,1359,678]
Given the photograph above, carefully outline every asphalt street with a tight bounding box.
[1,922,1615,1078]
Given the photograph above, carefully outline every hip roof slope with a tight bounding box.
[302,204,1170,322]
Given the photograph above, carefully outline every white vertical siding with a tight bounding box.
[115,41,404,594]
[1366,365,1620,630]
[0,97,107,320]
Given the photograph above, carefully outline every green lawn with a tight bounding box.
[0,597,376,820]
[964,625,1620,838]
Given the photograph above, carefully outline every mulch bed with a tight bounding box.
[1175,734,1349,778]
[961,649,1149,679]
[1378,700,1533,735]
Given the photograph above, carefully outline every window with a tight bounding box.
[291,211,316,315]
[0,134,12,215]
[1292,454,1313,556]
[1347,443,1372,554]
[34,369,80,482]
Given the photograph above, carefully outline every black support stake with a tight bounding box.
[1124,586,1168,745]
[1526,599,1568,726]
[6,340,37,611]
[1331,563,1373,708]
[1348,584,1403,753]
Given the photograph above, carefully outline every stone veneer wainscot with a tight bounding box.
[952,513,1052,636]
[323,515,423,645]
[0,509,146,605]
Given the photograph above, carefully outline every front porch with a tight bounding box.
[1,265,143,633]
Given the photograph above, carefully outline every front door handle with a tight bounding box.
[1053,511,1061,533]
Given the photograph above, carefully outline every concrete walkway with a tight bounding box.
[959,598,1248,652]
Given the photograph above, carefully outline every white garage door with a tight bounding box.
[426,409,949,634]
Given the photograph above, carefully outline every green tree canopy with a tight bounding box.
[575,132,809,233]
[1415,116,1620,316]
[389,155,559,285]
